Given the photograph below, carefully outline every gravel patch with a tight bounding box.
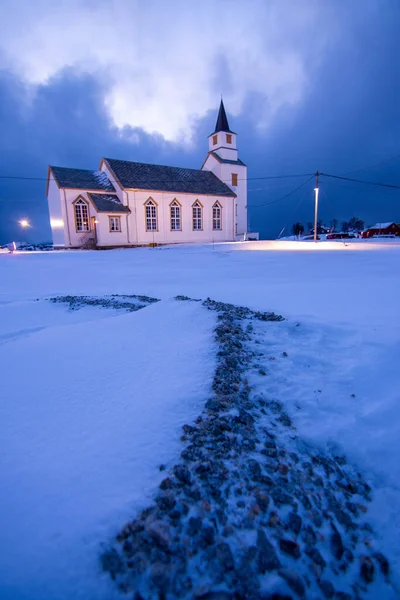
[49,294,159,312]
[100,296,393,599]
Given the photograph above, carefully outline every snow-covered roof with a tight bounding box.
[368,222,395,230]
[88,193,131,213]
[50,166,115,192]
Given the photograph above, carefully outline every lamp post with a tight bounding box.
[313,172,319,244]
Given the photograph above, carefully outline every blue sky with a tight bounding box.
[0,0,399,243]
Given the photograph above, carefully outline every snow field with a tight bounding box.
[0,297,216,600]
[0,240,399,598]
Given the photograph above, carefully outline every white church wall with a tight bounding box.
[62,189,94,247]
[60,190,131,247]
[47,174,66,247]
[202,156,248,237]
[95,213,129,247]
[127,190,235,244]
[208,132,238,153]
[215,147,239,161]
[202,154,219,177]
[218,163,247,236]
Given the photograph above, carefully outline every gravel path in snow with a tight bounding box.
[100,297,395,600]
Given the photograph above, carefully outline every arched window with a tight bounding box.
[74,198,89,232]
[170,200,181,231]
[145,199,158,231]
[192,201,202,231]
[213,202,222,230]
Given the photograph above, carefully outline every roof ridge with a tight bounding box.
[50,165,97,173]
[104,157,211,175]
[88,192,119,196]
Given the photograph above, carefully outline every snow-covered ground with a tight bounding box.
[0,241,399,599]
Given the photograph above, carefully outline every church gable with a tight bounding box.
[201,151,246,170]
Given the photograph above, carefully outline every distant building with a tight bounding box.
[46,101,252,249]
[361,222,400,238]
[326,232,356,240]
[310,225,331,235]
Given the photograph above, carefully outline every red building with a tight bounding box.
[361,222,400,238]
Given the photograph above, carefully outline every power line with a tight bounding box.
[0,172,314,185]
[345,153,400,176]
[321,177,400,197]
[320,172,400,190]
[249,175,314,208]
[276,183,311,238]
[0,182,309,202]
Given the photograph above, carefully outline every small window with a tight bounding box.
[145,199,158,231]
[74,198,89,232]
[192,201,202,231]
[226,134,232,144]
[213,202,222,230]
[235,204,238,217]
[231,173,238,186]
[212,134,218,145]
[170,200,181,231]
[109,216,121,232]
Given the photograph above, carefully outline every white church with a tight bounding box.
[47,101,254,248]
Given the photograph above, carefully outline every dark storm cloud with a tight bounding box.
[243,2,400,237]
[0,70,202,244]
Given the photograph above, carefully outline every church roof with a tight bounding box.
[209,151,246,166]
[213,99,234,134]
[88,193,131,213]
[103,158,236,197]
[50,166,115,191]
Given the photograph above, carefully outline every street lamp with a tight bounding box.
[17,219,31,249]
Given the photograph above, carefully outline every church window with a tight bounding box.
[212,134,218,145]
[74,198,89,232]
[145,199,158,231]
[170,200,181,231]
[192,201,203,231]
[109,216,121,232]
[212,202,222,230]
[226,134,232,144]
[231,173,238,186]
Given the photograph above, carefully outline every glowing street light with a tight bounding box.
[19,219,30,228]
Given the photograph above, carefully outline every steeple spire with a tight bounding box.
[214,99,232,133]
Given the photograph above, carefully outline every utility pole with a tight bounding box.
[313,171,319,243]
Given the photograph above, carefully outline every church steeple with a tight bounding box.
[214,99,233,133]
[202,98,248,240]
[208,100,237,157]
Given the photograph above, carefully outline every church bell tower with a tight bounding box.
[202,100,247,238]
